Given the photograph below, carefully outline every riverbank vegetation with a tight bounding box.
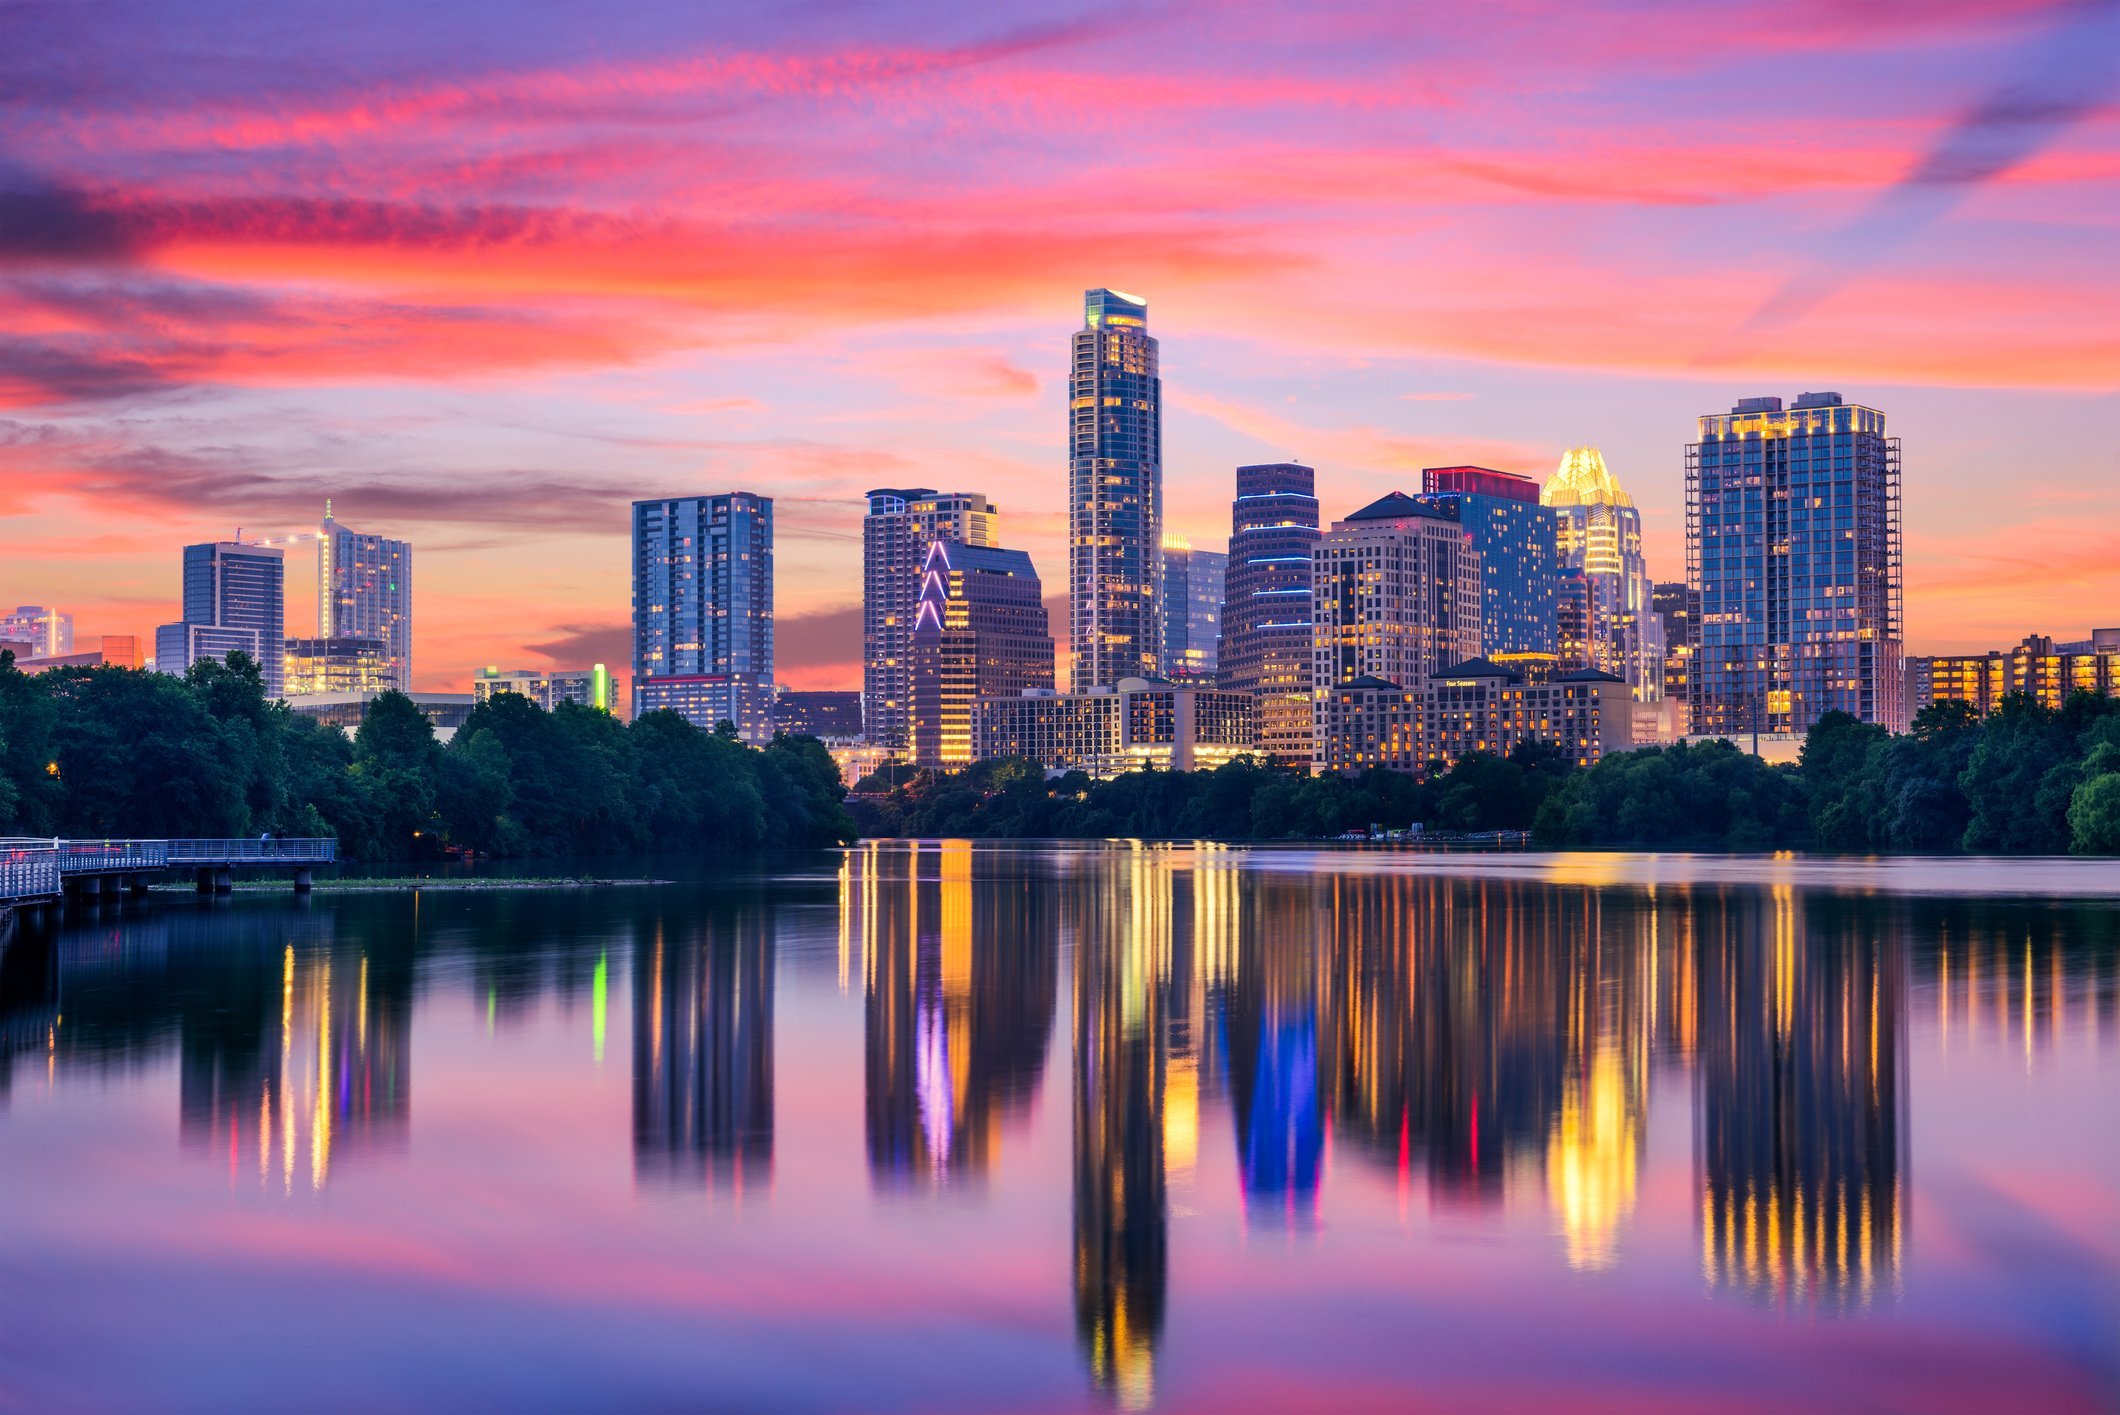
[853,696,2120,855]
[0,651,854,858]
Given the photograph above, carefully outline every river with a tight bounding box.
[2,843,2115,1412]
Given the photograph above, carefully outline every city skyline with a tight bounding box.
[3,4,2113,690]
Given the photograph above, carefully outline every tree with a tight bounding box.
[1959,694,2072,853]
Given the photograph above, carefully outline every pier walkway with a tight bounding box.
[0,837,336,907]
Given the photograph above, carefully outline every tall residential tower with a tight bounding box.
[1687,393,1904,734]
[319,503,413,690]
[1069,289,1162,689]
[632,492,775,742]
[862,489,998,752]
[1312,492,1482,699]
[1216,463,1320,767]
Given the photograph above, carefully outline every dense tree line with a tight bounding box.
[851,742,1577,842]
[0,651,855,858]
[855,694,2120,855]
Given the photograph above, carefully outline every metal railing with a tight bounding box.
[56,839,170,871]
[165,838,337,865]
[0,844,60,901]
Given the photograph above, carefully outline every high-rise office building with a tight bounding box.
[1543,448,1664,702]
[1158,536,1226,684]
[0,606,72,658]
[1652,581,1699,734]
[157,540,286,696]
[1687,393,1904,734]
[908,539,1055,768]
[1216,463,1320,768]
[319,503,412,690]
[1069,289,1162,688]
[632,492,774,742]
[862,489,997,752]
[1418,465,1560,670]
[1313,492,1482,696]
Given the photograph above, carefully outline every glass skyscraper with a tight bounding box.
[862,489,998,752]
[157,540,286,697]
[1158,536,1226,684]
[631,492,775,743]
[907,540,1055,768]
[1069,289,1162,689]
[1543,448,1664,702]
[1418,465,1559,668]
[318,502,413,691]
[1687,392,1904,734]
[1215,463,1319,768]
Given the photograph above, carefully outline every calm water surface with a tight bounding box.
[2,844,2116,1413]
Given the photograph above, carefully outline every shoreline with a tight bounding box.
[146,877,667,894]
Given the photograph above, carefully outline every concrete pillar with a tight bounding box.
[196,868,214,894]
[292,868,313,892]
[77,875,103,898]
[213,869,233,894]
[130,876,150,896]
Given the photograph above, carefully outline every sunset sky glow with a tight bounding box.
[3,0,2116,688]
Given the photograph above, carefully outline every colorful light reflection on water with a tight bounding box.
[1,844,2115,1413]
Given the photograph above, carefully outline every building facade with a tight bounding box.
[1314,660,1636,776]
[862,488,998,751]
[774,690,863,739]
[1908,630,2120,716]
[632,492,774,742]
[319,504,413,690]
[908,540,1056,769]
[1158,536,1227,683]
[1418,466,1560,671]
[156,623,264,679]
[472,664,620,713]
[158,541,286,696]
[290,691,474,738]
[974,680,1256,778]
[0,606,72,658]
[1069,289,1163,688]
[1312,492,1483,705]
[287,637,393,696]
[1652,581,1699,735]
[1543,448,1664,703]
[1216,463,1321,768]
[1687,393,1905,734]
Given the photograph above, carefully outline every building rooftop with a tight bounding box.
[1342,491,1458,524]
[1554,667,1629,684]
[1339,675,1404,690]
[1435,657,1523,682]
[1541,448,1633,509]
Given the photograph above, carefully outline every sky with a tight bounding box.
[1,0,2115,690]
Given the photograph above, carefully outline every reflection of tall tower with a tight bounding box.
[859,842,1057,1192]
[1544,897,1652,1270]
[179,940,412,1191]
[633,911,774,1196]
[1696,888,1905,1305]
[1227,878,1322,1231]
[1072,847,1170,1410]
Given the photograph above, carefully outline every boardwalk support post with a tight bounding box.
[292,868,312,893]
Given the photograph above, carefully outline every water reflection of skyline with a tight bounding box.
[3,855,2116,1405]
